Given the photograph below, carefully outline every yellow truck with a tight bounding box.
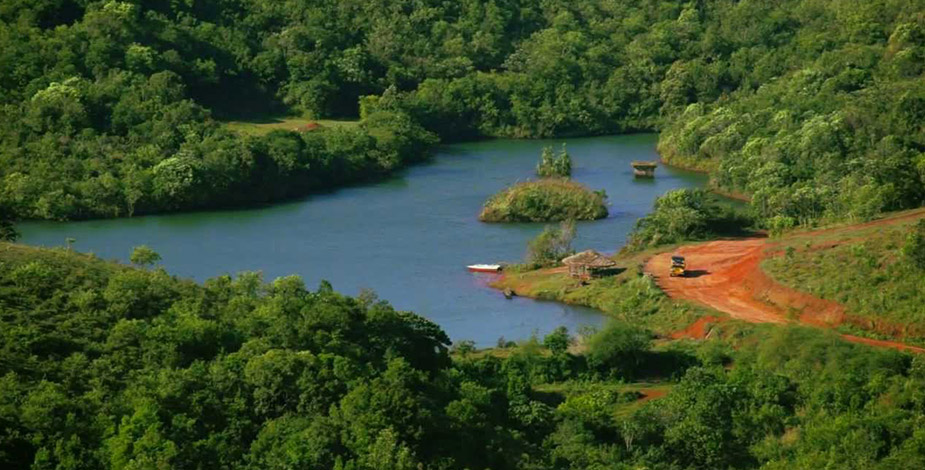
[670,255,686,277]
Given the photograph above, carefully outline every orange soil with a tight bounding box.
[669,315,727,340]
[645,210,925,353]
[637,388,668,403]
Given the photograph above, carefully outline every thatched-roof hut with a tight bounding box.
[562,250,618,279]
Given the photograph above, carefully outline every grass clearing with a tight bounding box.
[763,209,925,342]
[223,116,360,136]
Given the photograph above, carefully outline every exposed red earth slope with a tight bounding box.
[644,209,925,353]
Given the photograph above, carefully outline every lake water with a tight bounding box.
[19,135,707,346]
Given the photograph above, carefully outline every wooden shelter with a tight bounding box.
[562,250,618,280]
[631,160,657,178]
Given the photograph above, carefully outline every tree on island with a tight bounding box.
[536,144,572,178]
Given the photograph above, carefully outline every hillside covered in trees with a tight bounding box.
[1,0,923,224]
[4,1,925,469]
[4,243,925,469]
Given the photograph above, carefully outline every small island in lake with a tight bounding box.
[479,179,608,222]
[480,145,608,223]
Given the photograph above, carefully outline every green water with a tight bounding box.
[19,134,708,346]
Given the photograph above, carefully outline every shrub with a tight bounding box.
[903,219,925,269]
[452,340,477,356]
[543,326,572,355]
[627,189,752,250]
[584,321,652,378]
[10,261,57,292]
[130,245,162,267]
[480,180,608,223]
[526,221,575,268]
[767,215,796,238]
[536,144,572,178]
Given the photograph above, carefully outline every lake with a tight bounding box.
[18,134,707,346]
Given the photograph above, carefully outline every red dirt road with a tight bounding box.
[644,237,925,353]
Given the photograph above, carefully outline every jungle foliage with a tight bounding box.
[2,0,924,225]
[0,243,498,470]
[627,188,752,250]
[4,243,925,469]
[4,1,925,468]
[367,0,925,226]
[0,0,447,220]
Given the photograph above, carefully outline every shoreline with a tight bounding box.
[490,208,925,352]
[656,153,752,203]
[487,247,716,338]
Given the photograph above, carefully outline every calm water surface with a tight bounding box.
[20,135,707,346]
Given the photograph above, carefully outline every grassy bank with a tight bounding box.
[492,247,726,337]
[763,209,925,343]
[479,179,608,223]
[495,207,925,349]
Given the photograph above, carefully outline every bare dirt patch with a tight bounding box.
[644,210,925,353]
[669,315,727,340]
[637,387,668,403]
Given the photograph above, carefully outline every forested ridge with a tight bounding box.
[1,0,924,224]
[0,243,508,469]
[5,2,925,469]
[5,243,925,469]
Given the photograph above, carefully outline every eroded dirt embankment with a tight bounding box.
[644,221,925,353]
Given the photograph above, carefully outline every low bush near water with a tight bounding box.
[525,220,576,268]
[479,179,608,223]
[627,188,753,250]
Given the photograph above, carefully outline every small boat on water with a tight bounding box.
[467,264,503,273]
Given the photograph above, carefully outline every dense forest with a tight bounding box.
[1,0,923,224]
[3,1,925,468]
[3,243,925,469]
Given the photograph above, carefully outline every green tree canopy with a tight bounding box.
[129,245,161,267]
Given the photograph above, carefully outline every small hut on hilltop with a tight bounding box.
[562,250,618,280]
[631,160,657,178]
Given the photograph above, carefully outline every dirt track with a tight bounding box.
[644,232,925,353]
